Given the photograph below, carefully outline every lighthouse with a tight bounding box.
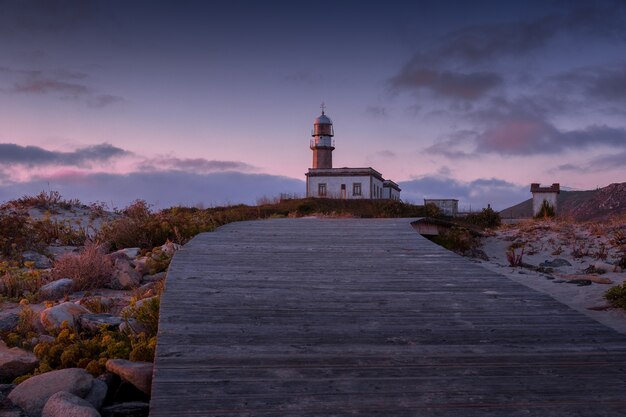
[310,104,334,169]
[305,104,401,200]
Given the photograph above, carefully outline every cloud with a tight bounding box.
[389,67,502,100]
[399,175,528,210]
[429,3,626,65]
[2,66,124,108]
[0,143,129,167]
[475,121,626,156]
[557,150,626,173]
[138,157,258,173]
[551,64,626,103]
[365,106,388,118]
[0,170,305,209]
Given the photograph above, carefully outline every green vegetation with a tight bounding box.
[605,283,626,309]
[461,207,502,229]
[535,200,556,219]
[428,226,477,255]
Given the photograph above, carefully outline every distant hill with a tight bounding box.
[500,182,626,221]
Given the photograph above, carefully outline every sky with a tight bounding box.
[0,0,625,210]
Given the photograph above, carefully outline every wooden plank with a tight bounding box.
[150,218,626,416]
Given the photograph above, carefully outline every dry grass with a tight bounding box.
[52,242,113,291]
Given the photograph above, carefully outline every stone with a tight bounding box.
[540,258,572,268]
[110,259,141,290]
[83,379,107,410]
[46,246,79,260]
[78,314,123,333]
[131,258,148,276]
[8,368,94,417]
[100,402,149,417]
[39,279,74,301]
[0,314,19,333]
[116,248,140,260]
[0,340,39,383]
[21,251,52,269]
[118,319,149,336]
[159,241,180,257]
[140,272,165,283]
[40,303,91,331]
[105,360,153,395]
[41,391,100,417]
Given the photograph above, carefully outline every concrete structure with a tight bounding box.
[305,107,400,200]
[530,183,560,216]
[424,198,458,216]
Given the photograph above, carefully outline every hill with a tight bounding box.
[500,182,626,221]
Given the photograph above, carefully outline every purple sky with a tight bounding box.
[1,0,625,210]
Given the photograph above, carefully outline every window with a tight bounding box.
[353,183,361,196]
[318,183,327,196]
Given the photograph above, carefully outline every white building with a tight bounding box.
[305,108,400,200]
[530,183,560,216]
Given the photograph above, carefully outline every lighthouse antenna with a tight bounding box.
[320,102,326,115]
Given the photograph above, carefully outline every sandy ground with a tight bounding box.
[476,219,626,334]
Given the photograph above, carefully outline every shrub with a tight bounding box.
[122,295,160,338]
[605,283,626,309]
[0,211,36,258]
[0,262,45,301]
[429,226,476,255]
[463,207,501,229]
[2,302,39,349]
[52,242,113,291]
[506,243,525,267]
[31,216,88,246]
[535,200,555,219]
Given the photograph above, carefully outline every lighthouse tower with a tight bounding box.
[310,104,334,169]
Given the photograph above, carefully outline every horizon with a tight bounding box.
[1,0,625,210]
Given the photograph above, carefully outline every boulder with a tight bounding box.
[105,360,153,395]
[110,259,141,290]
[39,279,74,301]
[40,303,91,331]
[41,391,100,417]
[159,241,180,257]
[78,314,123,333]
[8,368,93,417]
[100,402,149,417]
[0,313,20,333]
[116,248,140,260]
[21,251,52,269]
[140,272,165,284]
[46,246,79,260]
[131,258,148,276]
[118,319,149,336]
[83,379,107,410]
[0,340,39,383]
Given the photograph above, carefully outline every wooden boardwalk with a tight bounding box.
[150,218,626,416]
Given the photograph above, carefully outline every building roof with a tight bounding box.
[314,114,332,125]
[383,180,401,191]
[306,167,384,181]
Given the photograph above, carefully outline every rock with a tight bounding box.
[21,251,52,269]
[46,246,79,260]
[105,360,153,395]
[540,258,572,268]
[110,259,141,290]
[120,297,157,319]
[131,257,148,276]
[100,402,149,417]
[0,341,39,383]
[8,368,94,417]
[159,241,180,257]
[39,279,74,301]
[40,302,91,331]
[140,272,165,283]
[42,391,100,417]
[79,314,123,333]
[83,379,107,410]
[118,319,149,336]
[116,248,140,260]
[0,314,20,333]
[594,261,623,273]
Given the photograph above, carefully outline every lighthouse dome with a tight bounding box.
[314,114,332,125]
